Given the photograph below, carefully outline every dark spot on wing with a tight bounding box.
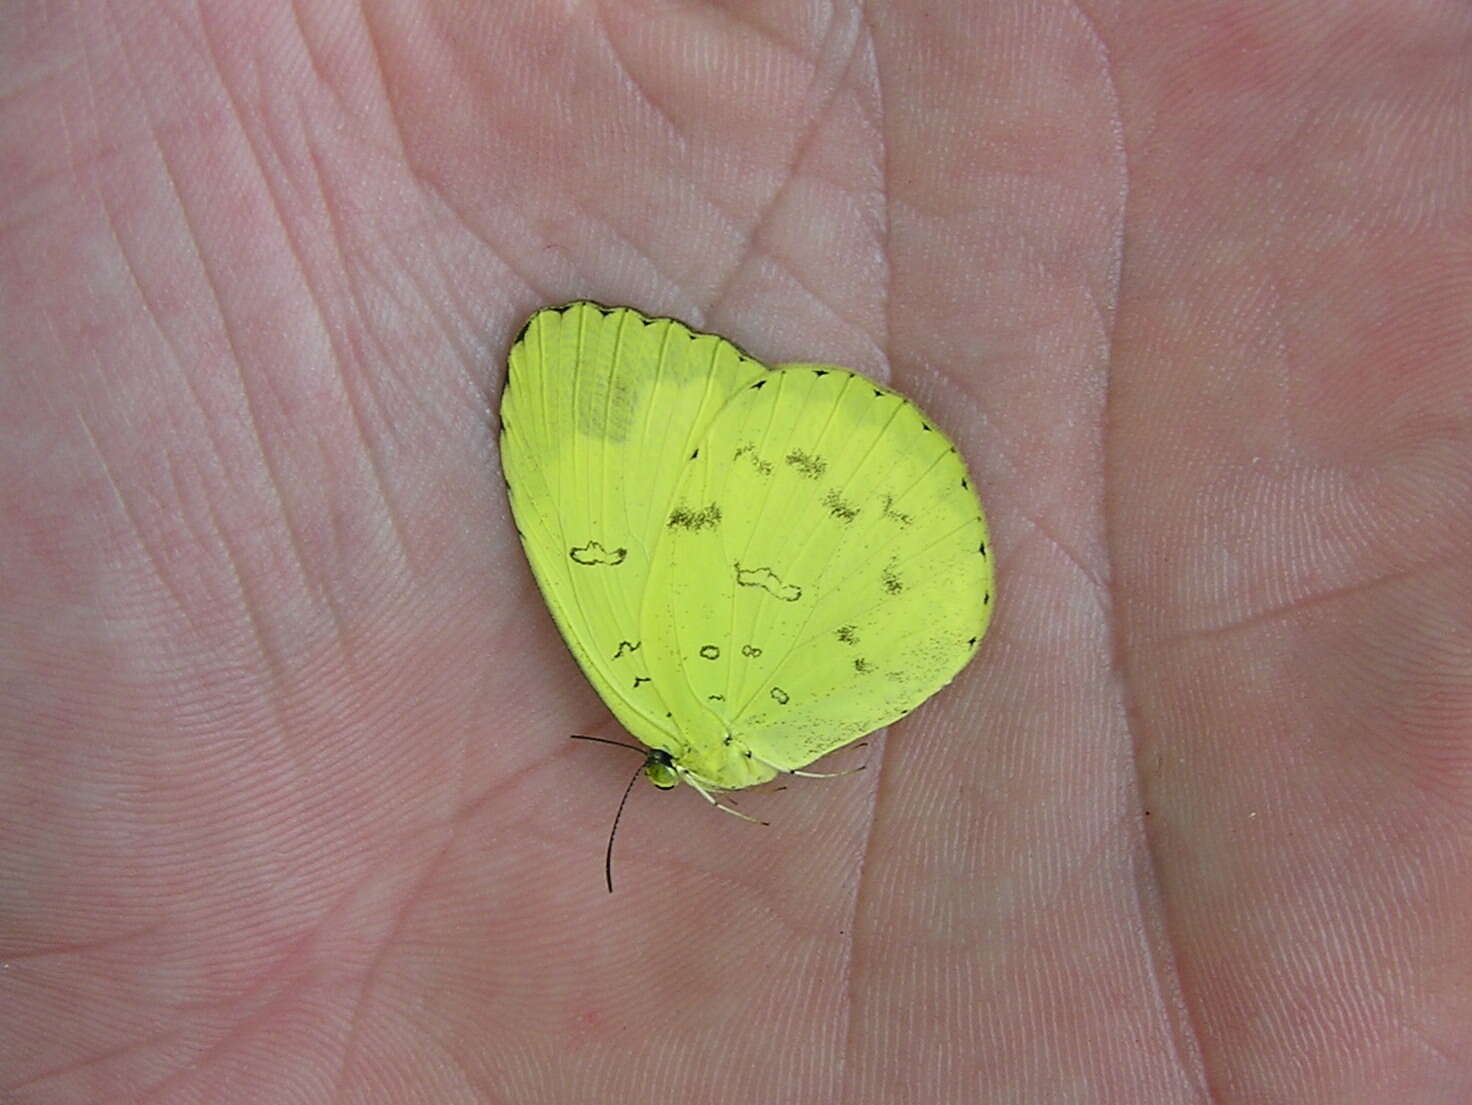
[881,563,903,595]
[570,541,627,566]
[881,494,912,527]
[823,489,858,523]
[734,443,773,476]
[785,450,827,479]
[668,503,722,530]
[735,563,802,602]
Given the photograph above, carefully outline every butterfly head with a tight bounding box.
[642,748,679,789]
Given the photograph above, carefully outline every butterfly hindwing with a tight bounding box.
[642,365,993,784]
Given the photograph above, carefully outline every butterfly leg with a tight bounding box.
[751,745,868,780]
[680,770,769,825]
[787,765,867,778]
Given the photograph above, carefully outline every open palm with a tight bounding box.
[4,3,1470,1103]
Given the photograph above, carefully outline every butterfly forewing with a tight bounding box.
[501,303,768,753]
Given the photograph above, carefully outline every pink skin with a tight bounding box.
[3,2,1471,1103]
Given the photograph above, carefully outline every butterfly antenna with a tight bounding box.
[600,760,646,894]
[569,734,647,754]
[570,735,649,893]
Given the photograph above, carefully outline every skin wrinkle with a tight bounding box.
[2,915,166,965]
[828,752,879,1102]
[355,4,415,164]
[701,15,872,320]
[1044,5,1224,1098]
[1016,504,1112,608]
[381,7,568,334]
[1069,3,1216,1095]
[1066,0,1128,305]
[1127,715,1224,1105]
[160,449,234,636]
[431,169,559,304]
[751,233,873,342]
[566,188,687,298]
[1149,558,1455,648]
[300,135,421,580]
[1110,238,1225,1105]
[190,475,302,787]
[132,931,320,1103]
[691,0,827,65]
[0,54,80,108]
[107,4,353,684]
[74,0,222,532]
[330,835,460,1105]
[283,0,332,100]
[77,16,287,623]
[726,13,881,339]
[74,404,198,631]
[48,38,329,1105]
[84,180,198,439]
[592,6,689,148]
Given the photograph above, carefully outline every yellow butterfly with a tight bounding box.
[499,304,993,882]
